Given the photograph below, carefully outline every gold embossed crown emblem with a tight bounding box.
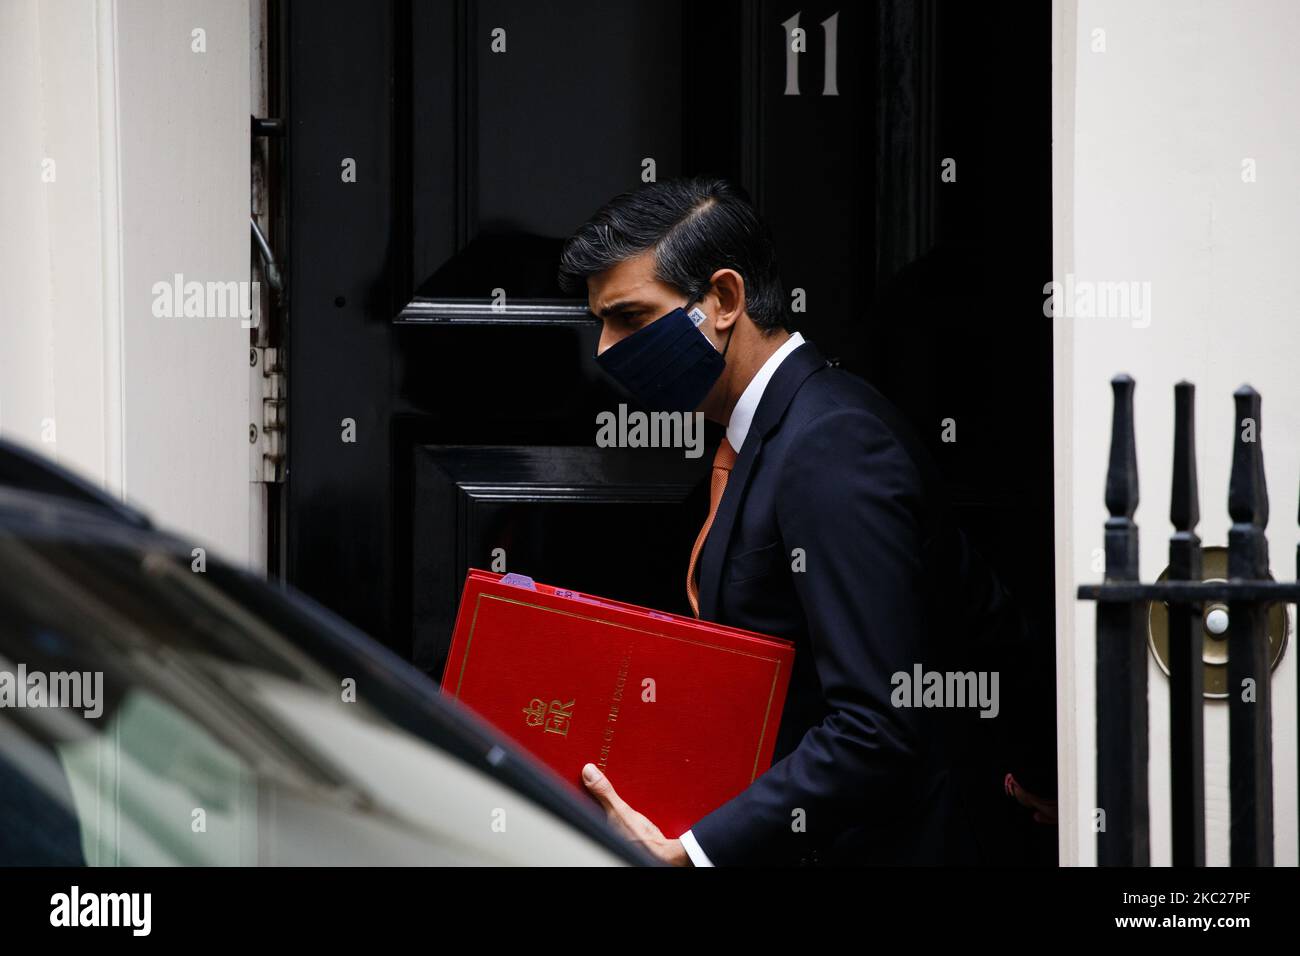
[523,697,575,736]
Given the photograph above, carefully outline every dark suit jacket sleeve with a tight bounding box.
[686,406,933,865]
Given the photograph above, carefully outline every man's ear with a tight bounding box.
[708,268,746,333]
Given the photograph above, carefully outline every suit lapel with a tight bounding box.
[698,341,830,622]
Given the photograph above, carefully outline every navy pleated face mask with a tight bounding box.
[595,299,731,412]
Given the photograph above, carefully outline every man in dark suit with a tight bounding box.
[559,176,1031,866]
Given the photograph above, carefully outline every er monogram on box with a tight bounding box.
[440,569,795,838]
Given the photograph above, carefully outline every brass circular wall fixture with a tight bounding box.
[1147,546,1290,698]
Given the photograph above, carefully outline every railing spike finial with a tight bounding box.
[1228,385,1267,530]
[1170,381,1200,533]
[1226,383,1273,865]
[1167,380,1205,866]
[1105,374,1139,520]
[1095,375,1147,865]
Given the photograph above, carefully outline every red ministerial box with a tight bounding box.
[440,569,795,838]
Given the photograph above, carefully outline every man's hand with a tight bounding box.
[582,763,691,866]
[1004,772,1058,825]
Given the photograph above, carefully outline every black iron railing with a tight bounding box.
[1077,375,1299,866]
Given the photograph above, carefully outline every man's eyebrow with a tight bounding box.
[593,299,646,318]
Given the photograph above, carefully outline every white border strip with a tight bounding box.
[95,0,126,498]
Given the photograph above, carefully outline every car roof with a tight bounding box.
[0,437,151,529]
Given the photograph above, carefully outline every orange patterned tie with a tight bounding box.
[686,437,737,618]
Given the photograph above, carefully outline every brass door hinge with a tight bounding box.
[249,346,285,483]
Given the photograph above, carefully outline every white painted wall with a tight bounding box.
[1054,0,1300,865]
[0,0,253,567]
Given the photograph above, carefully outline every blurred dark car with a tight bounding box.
[0,438,643,866]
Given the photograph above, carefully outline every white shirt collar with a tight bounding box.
[725,331,805,454]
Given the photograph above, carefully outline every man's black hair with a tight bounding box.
[557,176,790,333]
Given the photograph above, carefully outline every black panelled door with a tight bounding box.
[285,0,1055,801]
